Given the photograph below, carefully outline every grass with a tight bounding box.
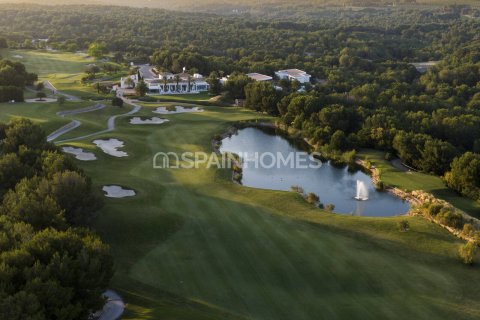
[358,149,480,218]
[150,92,213,102]
[0,49,111,98]
[2,50,480,319]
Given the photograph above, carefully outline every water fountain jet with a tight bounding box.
[355,180,369,201]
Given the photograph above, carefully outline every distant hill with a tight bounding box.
[0,0,478,9]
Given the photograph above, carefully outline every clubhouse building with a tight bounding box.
[275,69,311,83]
[120,67,209,94]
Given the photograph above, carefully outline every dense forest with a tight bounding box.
[0,59,112,319]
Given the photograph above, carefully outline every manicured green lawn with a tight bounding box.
[358,149,480,218]
[150,92,213,102]
[0,49,108,98]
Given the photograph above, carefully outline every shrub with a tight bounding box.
[138,96,157,102]
[112,97,124,107]
[0,86,24,102]
[375,180,384,191]
[306,192,320,204]
[458,242,477,265]
[397,219,410,232]
[427,203,443,217]
[233,172,242,183]
[166,105,177,112]
[291,185,304,194]
[462,223,475,237]
[325,204,335,212]
[57,96,66,106]
[437,207,464,229]
[384,152,393,161]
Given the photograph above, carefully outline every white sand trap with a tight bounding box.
[25,98,57,103]
[62,147,97,161]
[130,117,169,125]
[12,55,23,59]
[93,139,128,157]
[102,185,136,198]
[153,106,203,114]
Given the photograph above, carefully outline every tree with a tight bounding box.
[0,223,113,320]
[2,118,47,153]
[35,82,44,91]
[135,80,148,97]
[306,192,320,204]
[124,77,135,88]
[445,152,480,201]
[329,130,347,151]
[0,37,7,48]
[245,81,279,115]
[224,73,253,99]
[36,92,46,101]
[1,177,66,230]
[174,74,181,92]
[87,41,108,59]
[85,64,100,75]
[207,72,222,95]
[397,219,410,232]
[57,96,66,106]
[112,96,124,107]
[458,242,476,265]
[49,170,102,226]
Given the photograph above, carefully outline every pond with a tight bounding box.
[219,127,410,217]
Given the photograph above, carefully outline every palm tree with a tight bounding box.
[187,75,192,92]
[174,75,181,92]
[162,76,168,93]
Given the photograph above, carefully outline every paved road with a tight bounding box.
[137,64,156,80]
[391,158,415,172]
[46,104,106,142]
[96,290,125,320]
[47,120,81,142]
[56,98,142,143]
[44,81,82,102]
[57,103,105,117]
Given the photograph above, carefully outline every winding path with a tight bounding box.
[47,120,81,142]
[46,104,106,142]
[55,99,141,143]
[97,290,125,320]
[46,94,142,143]
[44,80,81,102]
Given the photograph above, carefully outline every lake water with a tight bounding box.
[219,127,410,217]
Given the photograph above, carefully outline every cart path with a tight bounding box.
[44,80,82,102]
[54,98,141,143]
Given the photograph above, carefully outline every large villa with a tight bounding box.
[120,66,210,94]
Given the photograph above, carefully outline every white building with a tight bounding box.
[246,73,273,82]
[275,69,311,84]
[120,67,209,94]
[120,74,138,89]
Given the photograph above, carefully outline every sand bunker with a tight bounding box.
[102,185,136,198]
[12,55,23,59]
[153,106,203,114]
[130,117,169,125]
[25,98,57,103]
[93,139,128,157]
[62,147,97,161]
